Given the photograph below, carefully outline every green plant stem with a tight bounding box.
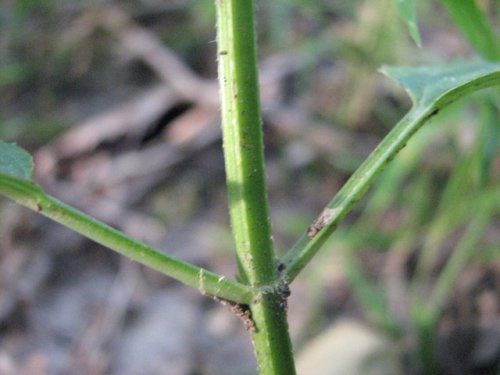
[0,173,253,304]
[216,0,275,286]
[280,108,426,282]
[215,1,295,373]
[280,64,500,283]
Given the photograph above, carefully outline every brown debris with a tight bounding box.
[307,208,337,239]
[216,298,257,333]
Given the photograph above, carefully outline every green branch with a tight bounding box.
[280,61,500,283]
[0,173,253,304]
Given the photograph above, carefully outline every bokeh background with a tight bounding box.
[0,1,498,374]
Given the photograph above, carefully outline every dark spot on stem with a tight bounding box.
[307,208,336,239]
[278,279,291,311]
[424,108,441,122]
[277,262,285,273]
[214,297,257,333]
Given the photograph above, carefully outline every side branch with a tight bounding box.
[0,173,253,304]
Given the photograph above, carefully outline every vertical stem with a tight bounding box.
[216,0,273,287]
[215,1,296,373]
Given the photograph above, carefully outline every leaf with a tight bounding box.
[440,0,500,61]
[380,60,500,108]
[0,140,33,179]
[392,0,422,47]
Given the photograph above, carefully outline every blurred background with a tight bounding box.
[0,0,498,374]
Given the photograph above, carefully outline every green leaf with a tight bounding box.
[380,60,500,107]
[392,0,422,47]
[440,0,500,61]
[0,140,33,179]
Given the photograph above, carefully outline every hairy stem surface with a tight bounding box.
[215,0,295,373]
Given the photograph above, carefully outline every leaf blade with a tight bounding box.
[0,140,33,179]
[392,0,422,47]
[380,60,500,107]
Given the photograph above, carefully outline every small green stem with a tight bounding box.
[215,0,296,373]
[0,173,253,304]
[280,63,500,282]
[280,108,426,282]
